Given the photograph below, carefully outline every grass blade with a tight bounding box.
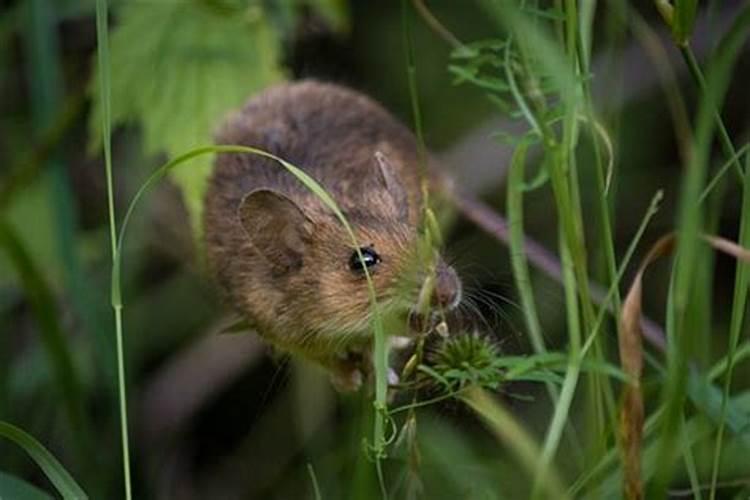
[0,421,88,500]
[462,386,569,500]
[531,227,582,499]
[673,0,698,45]
[507,141,546,357]
[0,221,89,455]
[307,463,323,500]
[708,152,750,497]
[653,8,750,495]
[112,144,389,496]
[93,1,132,499]
[0,470,54,500]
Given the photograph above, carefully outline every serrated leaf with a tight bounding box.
[89,1,284,238]
[448,65,509,92]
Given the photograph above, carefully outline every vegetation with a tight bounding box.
[1,0,749,499]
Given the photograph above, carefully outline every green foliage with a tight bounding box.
[0,222,90,458]
[655,0,698,46]
[418,339,628,395]
[427,334,501,389]
[711,150,750,491]
[0,421,88,500]
[5,0,750,498]
[448,37,561,145]
[0,471,54,500]
[89,1,284,237]
[308,0,350,32]
[672,0,698,45]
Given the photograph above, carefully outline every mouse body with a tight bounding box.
[203,81,461,389]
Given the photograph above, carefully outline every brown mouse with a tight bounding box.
[203,80,461,390]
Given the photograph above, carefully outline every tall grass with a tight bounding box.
[93,1,131,499]
[0,422,88,500]
[111,145,393,497]
[2,1,750,499]
[434,0,750,498]
[653,9,750,498]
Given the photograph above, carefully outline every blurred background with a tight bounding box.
[1,0,749,498]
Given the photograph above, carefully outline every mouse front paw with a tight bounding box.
[329,365,363,392]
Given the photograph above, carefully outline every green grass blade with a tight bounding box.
[0,221,89,453]
[507,136,546,357]
[462,387,569,500]
[24,4,111,479]
[112,144,389,492]
[93,1,132,499]
[307,463,323,500]
[699,142,750,203]
[680,415,704,500]
[581,190,664,357]
[0,471,54,500]
[653,9,750,496]
[708,152,750,497]
[0,421,88,500]
[672,0,698,45]
[681,46,744,185]
[531,227,582,499]
[708,342,750,381]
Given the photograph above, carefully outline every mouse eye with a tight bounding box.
[349,246,381,273]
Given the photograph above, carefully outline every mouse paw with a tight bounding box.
[387,367,400,386]
[330,366,363,393]
[389,335,413,350]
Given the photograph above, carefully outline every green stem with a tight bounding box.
[532,228,581,499]
[708,152,750,500]
[94,1,133,499]
[402,0,429,205]
[652,9,750,497]
[680,45,744,182]
[463,387,569,500]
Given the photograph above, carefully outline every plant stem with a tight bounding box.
[680,45,744,182]
[708,152,750,500]
[94,1,133,499]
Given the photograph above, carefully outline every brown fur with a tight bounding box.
[203,81,457,384]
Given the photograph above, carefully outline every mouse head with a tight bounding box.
[237,152,462,346]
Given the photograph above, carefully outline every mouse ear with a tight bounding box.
[374,150,409,221]
[238,189,313,274]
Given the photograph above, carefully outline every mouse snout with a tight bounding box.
[432,260,462,311]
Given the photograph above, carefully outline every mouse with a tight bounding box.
[203,80,462,391]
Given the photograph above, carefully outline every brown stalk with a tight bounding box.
[617,233,750,499]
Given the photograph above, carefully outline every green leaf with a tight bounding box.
[89,1,284,237]
[687,371,750,449]
[672,0,698,46]
[0,220,89,445]
[0,421,88,500]
[308,0,349,32]
[0,471,54,500]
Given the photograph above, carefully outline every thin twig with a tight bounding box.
[411,0,463,49]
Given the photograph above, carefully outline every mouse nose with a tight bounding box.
[432,260,462,310]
